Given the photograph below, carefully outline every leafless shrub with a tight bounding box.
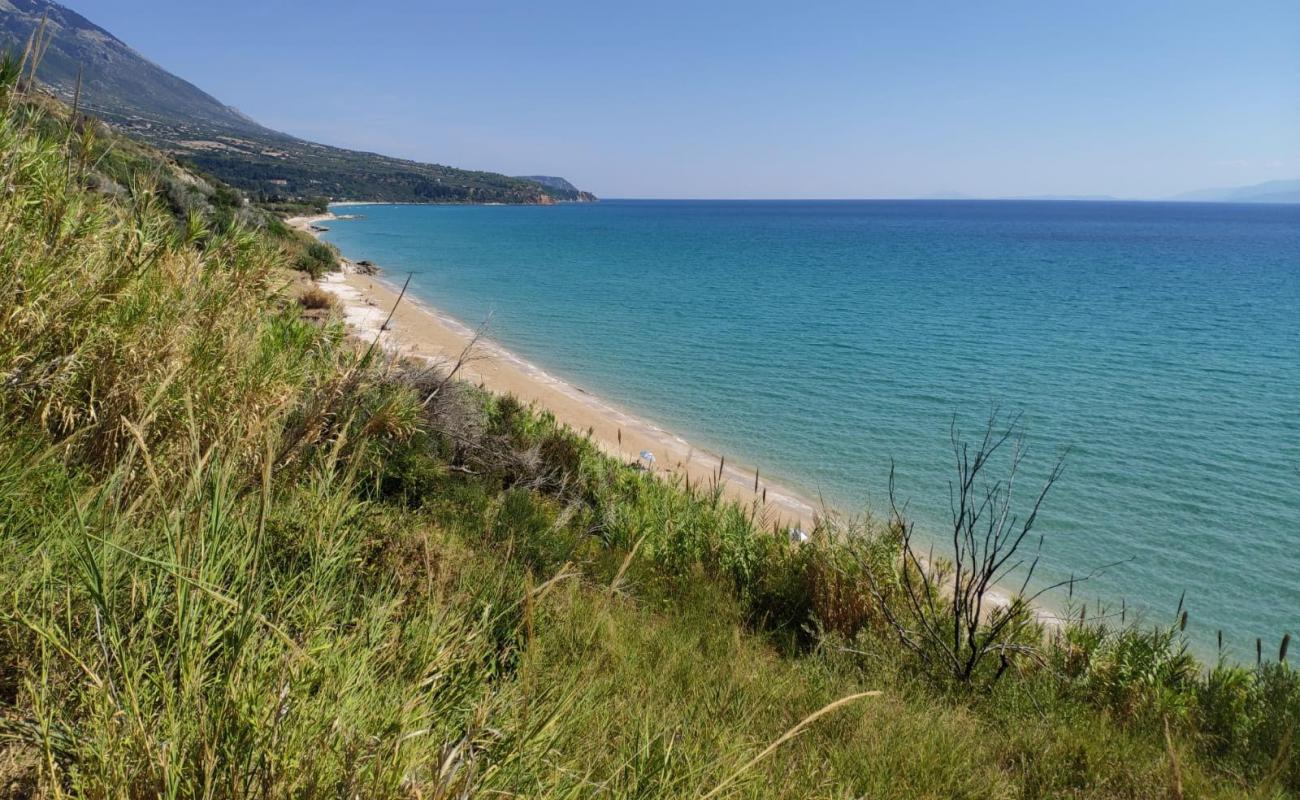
[872,412,1108,686]
[397,337,571,494]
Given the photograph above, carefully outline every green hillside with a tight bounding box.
[0,0,595,205]
[1,56,1299,799]
[516,175,584,193]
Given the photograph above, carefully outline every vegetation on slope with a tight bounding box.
[0,0,596,206]
[1,60,1298,798]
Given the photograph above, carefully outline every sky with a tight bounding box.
[71,0,1300,199]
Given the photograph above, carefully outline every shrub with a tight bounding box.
[1083,623,1198,722]
[537,430,585,487]
[1188,658,1300,789]
[298,285,338,311]
[295,240,338,278]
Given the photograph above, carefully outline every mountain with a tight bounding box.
[516,175,582,194]
[1002,194,1119,202]
[0,0,595,204]
[0,0,267,134]
[1168,179,1300,204]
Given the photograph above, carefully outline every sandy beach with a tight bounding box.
[287,212,821,529]
[283,210,1063,621]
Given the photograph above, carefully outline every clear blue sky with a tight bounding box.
[75,0,1299,199]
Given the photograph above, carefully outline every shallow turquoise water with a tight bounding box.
[322,200,1300,657]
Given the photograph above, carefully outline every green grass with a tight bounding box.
[1,71,1297,798]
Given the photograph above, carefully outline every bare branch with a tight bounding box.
[876,411,1087,687]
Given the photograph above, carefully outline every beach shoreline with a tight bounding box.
[286,208,1072,624]
[286,211,822,530]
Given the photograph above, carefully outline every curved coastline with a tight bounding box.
[289,206,1070,626]
[289,209,822,531]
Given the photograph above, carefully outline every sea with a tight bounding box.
[320,199,1300,658]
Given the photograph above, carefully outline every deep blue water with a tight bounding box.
[322,199,1300,657]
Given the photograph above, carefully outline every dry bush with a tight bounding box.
[298,285,338,311]
[873,413,1075,686]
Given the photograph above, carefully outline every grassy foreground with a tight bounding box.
[1,70,1298,798]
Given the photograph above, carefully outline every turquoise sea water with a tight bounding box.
[322,200,1300,657]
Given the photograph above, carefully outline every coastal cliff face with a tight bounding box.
[0,0,596,205]
[526,190,597,205]
[517,175,598,203]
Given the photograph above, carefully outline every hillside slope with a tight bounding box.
[516,175,583,193]
[0,0,595,204]
[1,42,1298,800]
[0,0,265,133]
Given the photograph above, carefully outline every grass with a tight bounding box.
[1,67,1298,797]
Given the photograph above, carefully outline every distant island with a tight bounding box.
[922,180,1299,204]
[1167,178,1300,204]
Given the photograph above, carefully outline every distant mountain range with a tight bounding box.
[924,182,1298,204]
[1167,179,1300,205]
[0,0,595,204]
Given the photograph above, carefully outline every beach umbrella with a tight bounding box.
[639,450,655,468]
[789,527,810,545]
